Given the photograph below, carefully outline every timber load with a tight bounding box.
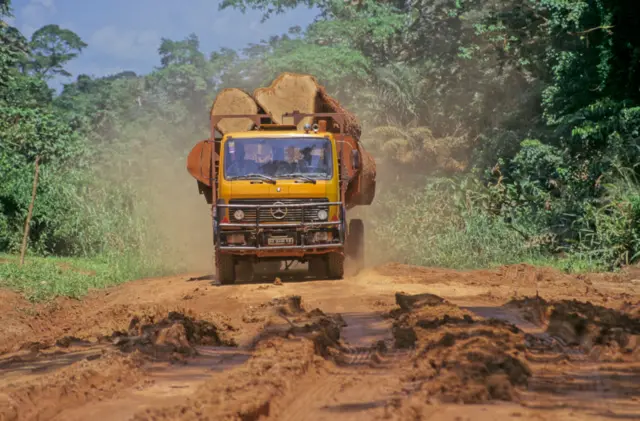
[187,72,376,208]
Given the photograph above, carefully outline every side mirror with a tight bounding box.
[351,149,360,171]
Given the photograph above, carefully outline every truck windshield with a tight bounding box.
[223,137,333,180]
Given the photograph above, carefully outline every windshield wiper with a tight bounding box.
[229,173,276,184]
[282,173,317,184]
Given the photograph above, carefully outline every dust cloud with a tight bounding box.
[99,121,214,273]
[137,152,213,272]
[348,136,416,269]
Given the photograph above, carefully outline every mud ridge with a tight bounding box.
[0,311,239,420]
[508,296,640,361]
[131,296,348,421]
[106,311,238,361]
[245,295,347,357]
[257,297,400,367]
[388,292,532,405]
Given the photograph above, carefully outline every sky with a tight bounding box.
[6,0,318,89]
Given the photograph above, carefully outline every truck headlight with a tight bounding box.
[233,209,245,220]
[317,209,328,221]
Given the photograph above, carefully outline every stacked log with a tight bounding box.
[253,73,319,129]
[210,73,361,140]
[210,88,258,134]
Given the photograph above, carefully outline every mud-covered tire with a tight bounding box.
[308,257,327,278]
[236,260,254,282]
[326,252,345,280]
[216,252,236,285]
[346,219,365,274]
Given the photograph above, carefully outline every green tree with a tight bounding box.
[24,24,87,79]
[158,33,206,68]
[0,106,87,254]
[0,0,28,88]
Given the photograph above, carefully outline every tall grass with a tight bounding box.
[0,253,178,301]
[568,166,640,270]
[361,179,540,269]
[360,176,609,273]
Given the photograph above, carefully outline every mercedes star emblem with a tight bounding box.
[270,201,287,220]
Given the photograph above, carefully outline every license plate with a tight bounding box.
[267,236,294,246]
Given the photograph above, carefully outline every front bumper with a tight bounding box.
[214,201,345,253]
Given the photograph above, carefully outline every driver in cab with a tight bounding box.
[226,144,259,177]
[274,145,309,175]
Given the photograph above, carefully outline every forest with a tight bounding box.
[2,0,640,298]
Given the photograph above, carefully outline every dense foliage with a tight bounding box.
[2,0,640,277]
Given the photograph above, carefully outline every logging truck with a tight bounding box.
[186,74,376,284]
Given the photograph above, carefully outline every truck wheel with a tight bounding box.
[326,252,345,280]
[236,260,254,282]
[309,257,326,278]
[347,219,365,274]
[216,252,236,285]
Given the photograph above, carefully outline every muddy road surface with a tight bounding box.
[1,262,639,421]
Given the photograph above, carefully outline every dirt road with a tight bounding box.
[1,262,639,421]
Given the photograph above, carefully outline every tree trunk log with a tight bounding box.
[254,72,362,140]
[210,88,259,135]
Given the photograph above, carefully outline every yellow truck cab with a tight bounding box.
[187,112,375,284]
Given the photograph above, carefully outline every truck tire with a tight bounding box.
[326,252,345,279]
[216,252,236,285]
[347,219,365,274]
[309,257,327,278]
[236,260,254,282]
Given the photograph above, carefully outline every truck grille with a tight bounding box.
[228,198,330,223]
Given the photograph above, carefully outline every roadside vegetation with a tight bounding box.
[2,0,640,300]
[0,253,176,301]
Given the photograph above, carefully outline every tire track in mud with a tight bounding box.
[277,293,565,421]
[110,296,407,421]
[458,302,613,415]
[269,276,635,421]
[272,312,414,421]
[337,345,416,366]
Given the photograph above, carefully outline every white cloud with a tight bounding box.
[90,25,161,61]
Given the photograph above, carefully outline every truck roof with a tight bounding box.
[223,130,330,139]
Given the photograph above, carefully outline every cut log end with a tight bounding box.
[253,72,319,129]
[211,88,259,135]
[254,72,362,140]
